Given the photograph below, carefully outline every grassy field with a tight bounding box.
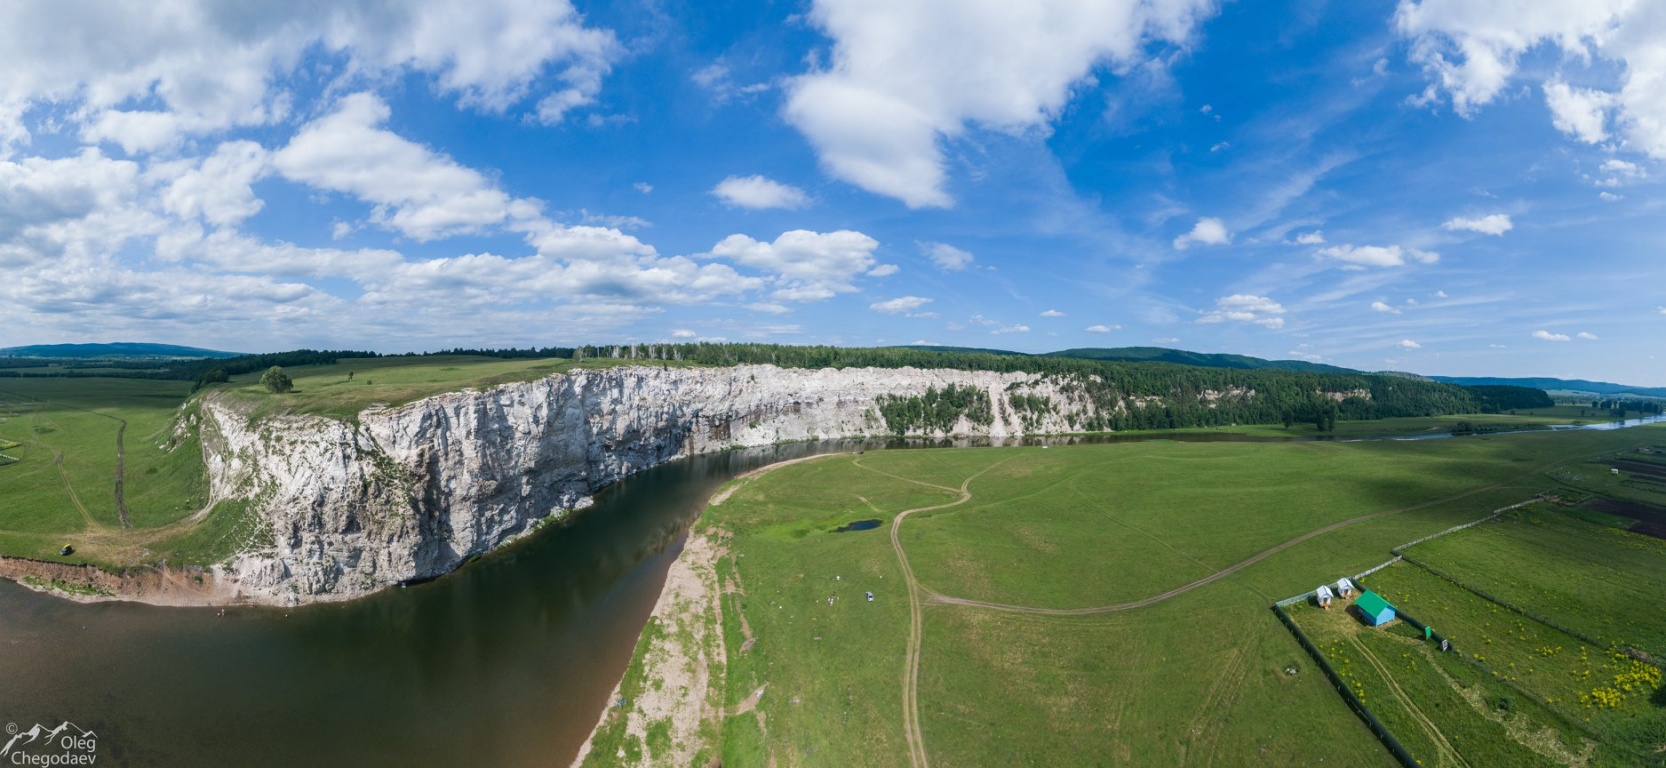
[1291,595,1596,767]
[208,354,701,420]
[1363,560,1665,763]
[1109,408,1601,440]
[898,432,1647,609]
[0,378,209,564]
[672,425,1666,766]
[1401,506,1666,658]
[1547,446,1666,510]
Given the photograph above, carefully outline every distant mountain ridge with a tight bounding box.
[0,342,240,359]
[1046,346,1360,374]
[1431,376,1666,399]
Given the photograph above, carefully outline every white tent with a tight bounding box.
[1335,577,1355,596]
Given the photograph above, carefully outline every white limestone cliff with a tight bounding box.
[197,364,1127,604]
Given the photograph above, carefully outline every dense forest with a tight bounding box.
[1467,385,1555,412]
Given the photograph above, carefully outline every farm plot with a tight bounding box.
[1548,445,1666,515]
[1291,598,1589,768]
[1583,497,1666,540]
[1401,506,1666,658]
[1364,562,1665,762]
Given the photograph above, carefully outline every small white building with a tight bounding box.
[1315,584,1334,608]
[1335,577,1355,597]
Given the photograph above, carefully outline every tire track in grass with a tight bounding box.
[55,451,99,530]
[854,455,1006,768]
[113,418,131,528]
[846,434,1659,764]
[7,390,132,529]
[1349,633,1469,768]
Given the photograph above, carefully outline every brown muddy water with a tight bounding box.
[0,442,834,767]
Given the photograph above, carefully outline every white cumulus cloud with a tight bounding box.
[1040,309,1065,317]
[156,140,271,228]
[992,324,1030,335]
[1293,230,1326,245]
[783,0,1219,207]
[1602,159,1644,178]
[1198,294,1286,328]
[1317,243,1439,268]
[869,295,933,314]
[1395,1,1666,159]
[274,93,526,241]
[922,242,974,271]
[1532,330,1571,342]
[1398,339,1422,349]
[1173,217,1232,250]
[1544,80,1618,144]
[705,229,880,302]
[1371,301,1403,315]
[1577,331,1598,340]
[1443,213,1512,235]
[0,0,622,152]
[711,175,811,210]
[1085,324,1120,333]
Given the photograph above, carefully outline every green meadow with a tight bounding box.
[0,378,208,563]
[1401,505,1666,658]
[213,354,699,420]
[1361,558,1664,764]
[679,426,1666,766]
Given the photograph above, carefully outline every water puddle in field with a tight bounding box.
[834,519,882,532]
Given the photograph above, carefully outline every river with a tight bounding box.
[1,414,1662,766]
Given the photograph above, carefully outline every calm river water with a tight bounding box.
[2,414,1661,766]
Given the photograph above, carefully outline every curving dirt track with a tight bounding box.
[844,442,1631,765]
[855,456,1003,768]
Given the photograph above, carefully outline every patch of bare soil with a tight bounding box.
[571,532,728,767]
[0,556,246,606]
[1585,497,1666,540]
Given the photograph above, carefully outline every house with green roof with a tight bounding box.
[1354,590,1396,626]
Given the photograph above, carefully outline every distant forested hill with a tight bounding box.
[1046,346,1360,374]
[0,342,241,359]
[1432,376,1666,399]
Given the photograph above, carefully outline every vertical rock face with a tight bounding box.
[201,364,1108,604]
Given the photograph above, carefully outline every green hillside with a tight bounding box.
[0,342,242,359]
[1047,346,1359,374]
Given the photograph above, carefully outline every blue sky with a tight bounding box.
[2,1,1663,384]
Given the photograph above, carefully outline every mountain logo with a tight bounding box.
[1,721,99,763]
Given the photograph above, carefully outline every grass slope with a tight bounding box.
[684,426,1666,765]
[0,378,207,563]
[1048,346,1360,374]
